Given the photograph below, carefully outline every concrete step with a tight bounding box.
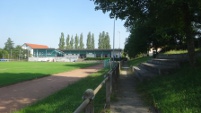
[133,66,156,81]
[157,54,189,62]
[140,62,177,75]
[147,58,180,67]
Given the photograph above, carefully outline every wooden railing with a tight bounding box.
[74,62,121,113]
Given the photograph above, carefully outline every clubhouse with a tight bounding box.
[22,43,122,62]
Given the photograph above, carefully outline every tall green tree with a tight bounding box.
[70,35,74,49]
[105,32,111,49]
[4,37,14,58]
[75,34,79,49]
[79,33,84,49]
[98,32,105,49]
[4,37,14,51]
[86,32,92,49]
[98,31,111,49]
[98,33,103,49]
[92,33,95,49]
[66,34,70,49]
[58,32,65,49]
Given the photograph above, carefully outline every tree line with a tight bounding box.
[58,31,111,50]
[0,38,25,59]
[92,0,201,66]
[0,31,112,59]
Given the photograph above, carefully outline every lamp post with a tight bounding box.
[112,17,115,67]
[118,31,120,49]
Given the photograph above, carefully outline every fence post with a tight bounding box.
[82,89,94,113]
[113,65,118,91]
[109,71,113,94]
[105,74,111,108]
[117,61,121,78]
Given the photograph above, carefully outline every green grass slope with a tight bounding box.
[137,59,201,113]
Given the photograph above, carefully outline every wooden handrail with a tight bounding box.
[94,76,108,95]
[73,61,121,113]
[74,99,90,113]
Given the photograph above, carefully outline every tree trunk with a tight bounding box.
[182,2,196,66]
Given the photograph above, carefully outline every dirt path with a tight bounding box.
[0,63,103,113]
[110,62,155,113]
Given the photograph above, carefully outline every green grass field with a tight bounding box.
[0,61,98,87]
[15,68,109,113]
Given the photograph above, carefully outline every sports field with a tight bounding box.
[0,61,98,87]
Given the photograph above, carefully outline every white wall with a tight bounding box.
[111,51,122,58]
[28,55,79,62]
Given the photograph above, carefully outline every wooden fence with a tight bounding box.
[74,61,122,113]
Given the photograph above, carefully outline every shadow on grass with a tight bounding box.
[0,63,102,87]
[0,66,107,113]
[63,62,100,69]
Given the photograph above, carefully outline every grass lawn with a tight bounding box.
[0,61,98,87]
[15,68,109,113]
[128,56,151,66]
[164,48,201,54]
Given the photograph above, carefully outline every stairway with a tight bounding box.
[133,54,188,81]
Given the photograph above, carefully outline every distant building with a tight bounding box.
[22,43,49,57]
[62,49,122,58]
[22,43,122,62]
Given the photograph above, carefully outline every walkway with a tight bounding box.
[0,64,103,113]
[110,62,155,113]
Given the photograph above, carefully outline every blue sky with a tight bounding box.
[0,0,129,49]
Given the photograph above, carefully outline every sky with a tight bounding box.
[0,0,130,49]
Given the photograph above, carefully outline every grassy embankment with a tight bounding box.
[164,48,201,54]
[0,62,98,87]
[130,51,201,113]
[15,68,109,113]
[128,56,151,66]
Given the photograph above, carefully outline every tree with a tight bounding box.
[124,25,154,57]
[0,48,8,59]
[12,45,23,59]
[86,32,92,49]
[70,35,74,49]
[98,31,111,49]
[92,0,201,66]
[92,33,95,49]
[79,33,84,49]
[4,37,14,58]
[147,0,201,66]
[66,34,70,49]
[98,33,103,49]
[75,34,79,49]
[4,37,14,51]
[58,32,65,49]
[105,32,111,49]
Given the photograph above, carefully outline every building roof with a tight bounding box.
[25,43,48,49]
[61,49,122,51]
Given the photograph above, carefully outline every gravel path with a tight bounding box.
[0,63,103,113]
[110,62,155,113]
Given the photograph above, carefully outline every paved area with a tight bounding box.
[0,64,103,113]
[110,62,155,113]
